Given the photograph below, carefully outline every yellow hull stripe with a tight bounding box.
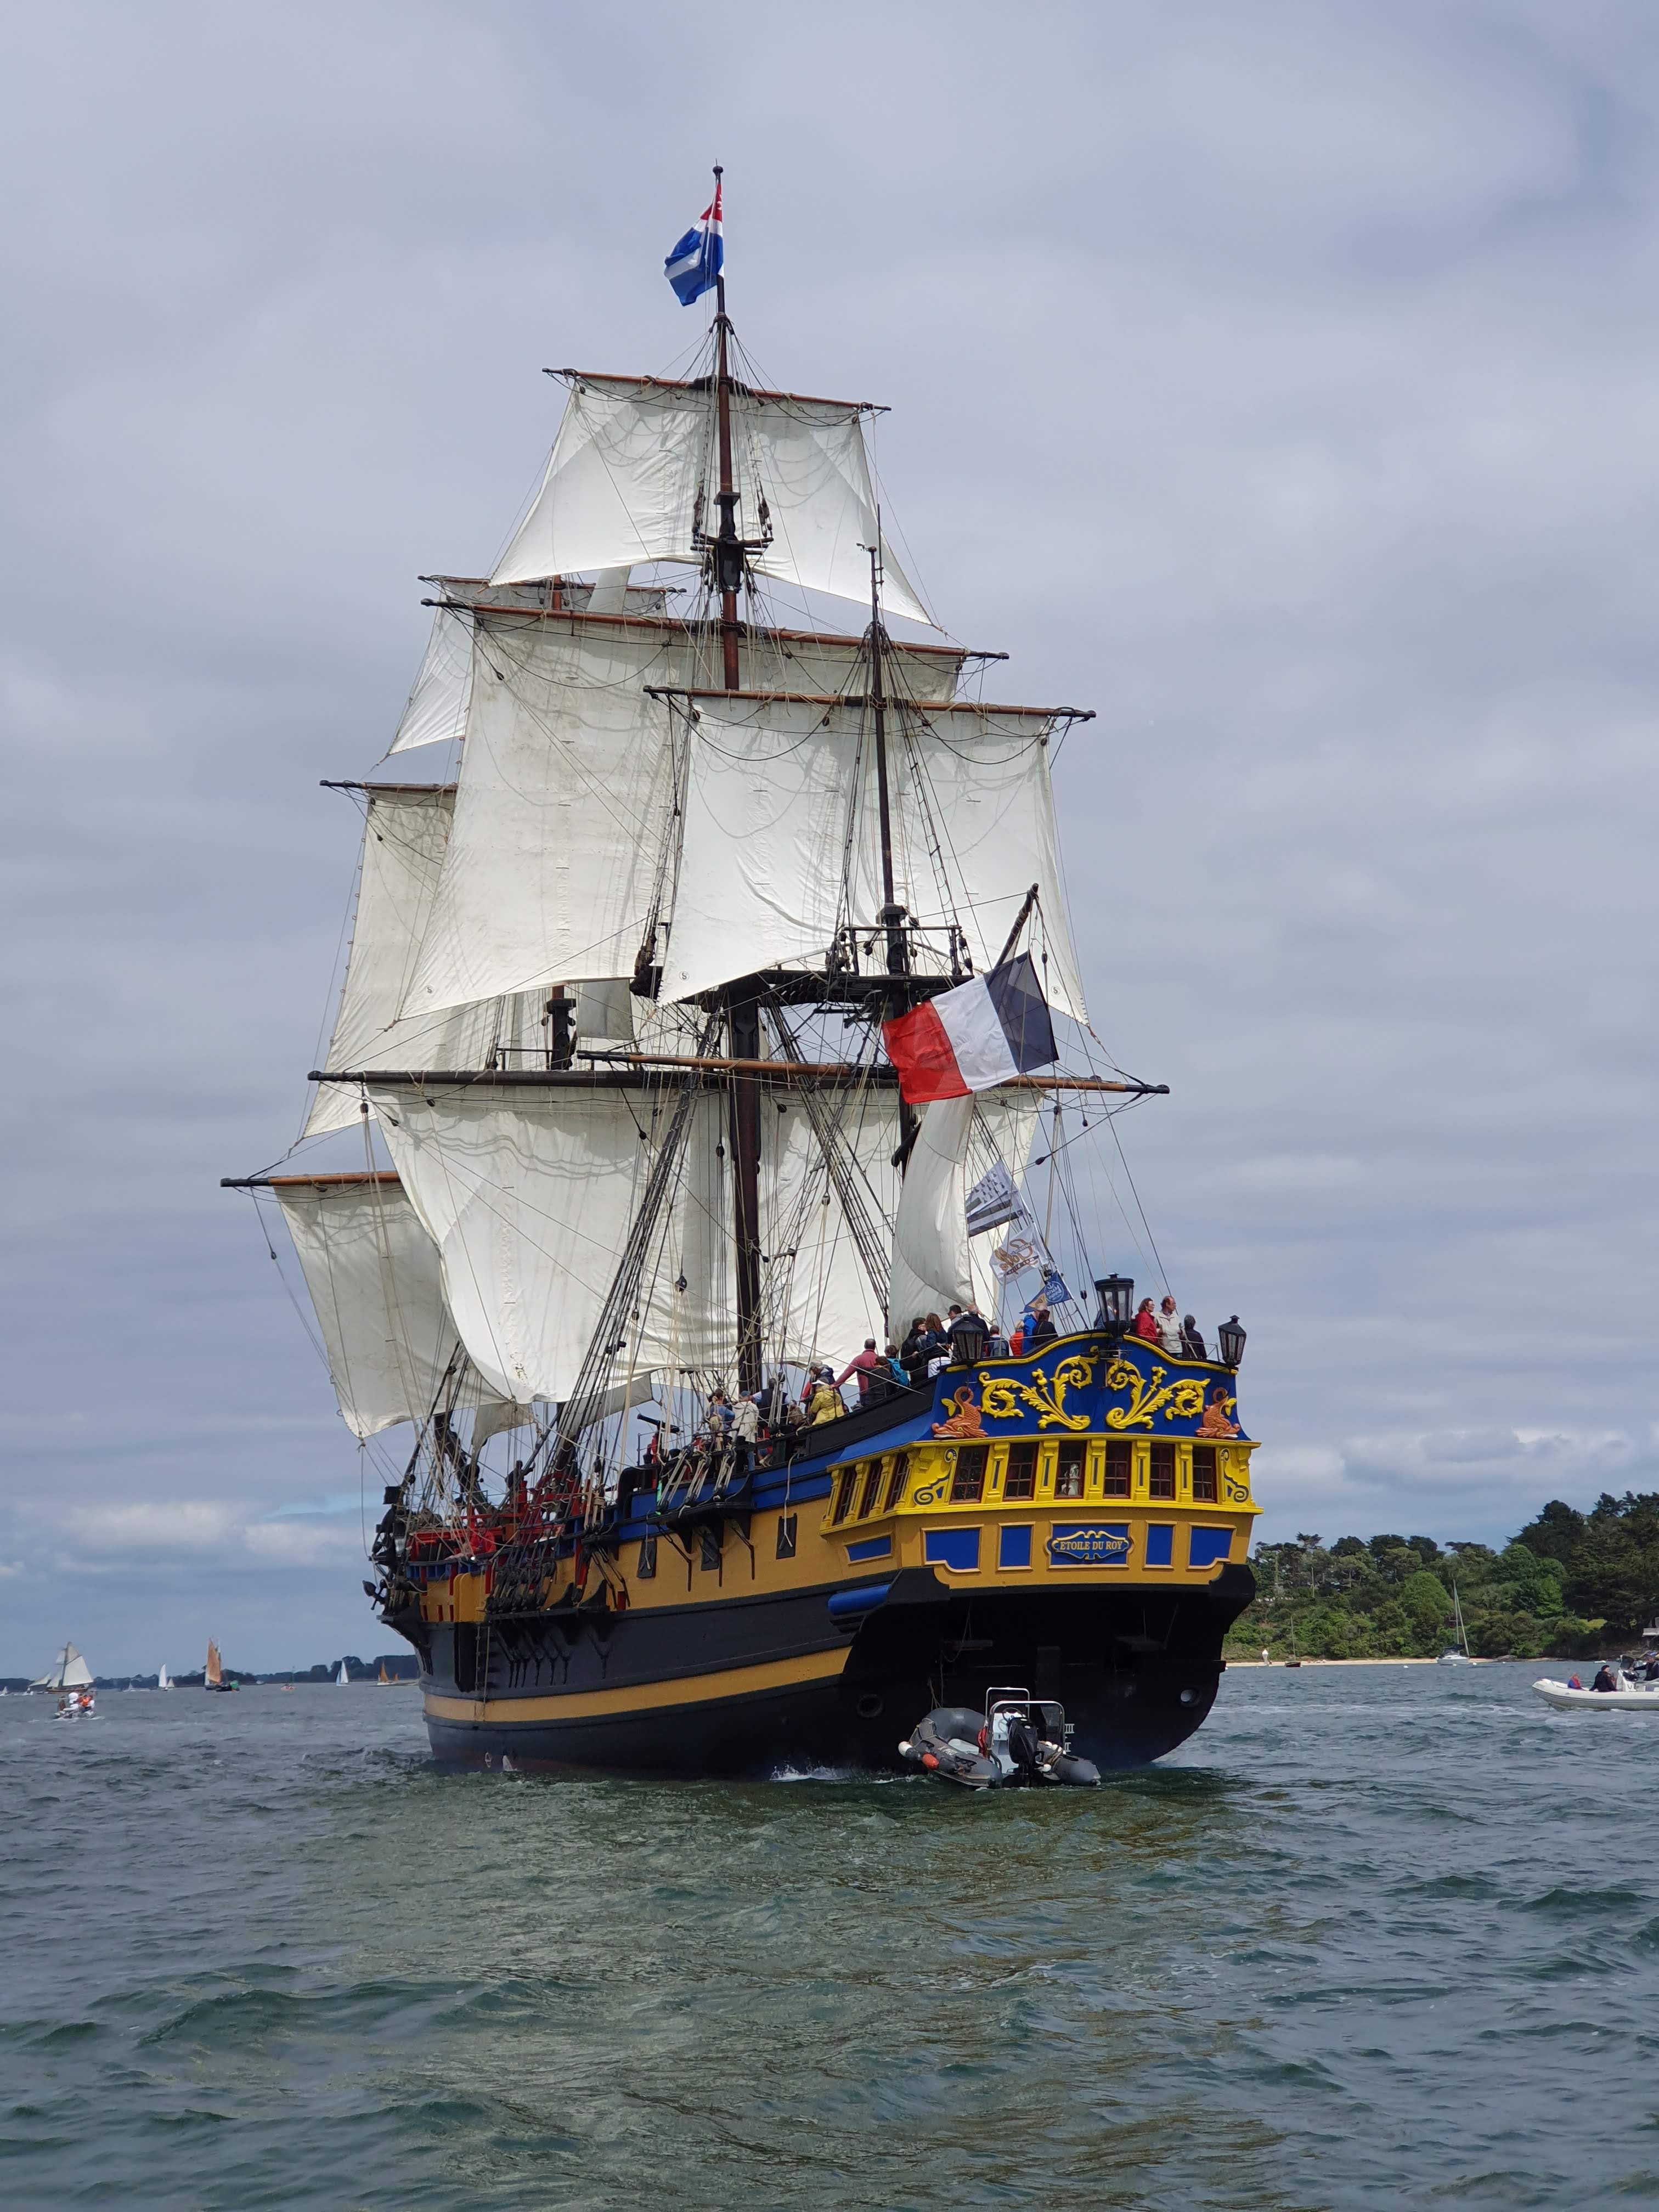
[424,1644,849,1727]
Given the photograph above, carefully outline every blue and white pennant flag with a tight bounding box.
[664,178,724,306]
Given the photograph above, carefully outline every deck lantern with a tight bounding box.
[1095,1275,1135,1332]
[1217,1314,1247,1369]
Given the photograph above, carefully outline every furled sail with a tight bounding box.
[274,1173,502,1439]
[306,786,634,1137]
[488,373,933,626]
[657,696,1087,1019]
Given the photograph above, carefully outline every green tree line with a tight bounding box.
[1228,1491,1659,1661]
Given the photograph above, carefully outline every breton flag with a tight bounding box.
[882,955,1058,1105]
[665,180,724,306]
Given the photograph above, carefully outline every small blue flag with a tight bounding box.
[664,179,724,306]
[1040,1271,1070,1306]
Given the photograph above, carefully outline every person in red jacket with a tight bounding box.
[1131,1297,1159,1341]
[836,1340,883,1405]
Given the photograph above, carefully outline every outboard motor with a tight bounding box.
[1004,1711,1043,1779]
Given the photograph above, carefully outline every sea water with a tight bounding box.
[1,1665,1655,2210]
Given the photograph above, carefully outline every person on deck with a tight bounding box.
[703,1391,733,1438]
[883,1344,910,1391]
[836,1340,883,1406]
[1156,1296,1185,1356]
[946,1304,988,1356]
[1593,1663,1619,1693]
[909,1313,951,1379]
[1181,1314,1207,1359]
[900,1318,928,1384]
[807,1370,845,1425]
[1029,1299,1057,1347]
[728,1392,760,1471]
[1132,1298,1159,1342]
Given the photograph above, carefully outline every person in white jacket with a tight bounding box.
[1156,1295,1186,1357]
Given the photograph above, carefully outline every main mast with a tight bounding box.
[711,165,764,1392]
[867,540,920,1173]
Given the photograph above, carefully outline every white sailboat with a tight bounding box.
[1437,1579,1475,1666]
[158,1662,172,1691]
[336,1661,349,1686]
[32,1641,95,1717]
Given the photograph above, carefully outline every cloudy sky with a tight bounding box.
[3,1,1655,1673]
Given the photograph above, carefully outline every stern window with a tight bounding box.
[1103,1441,1132,1497]
[1003,1442,1037,1500]
[857,1460,885,1517]
[1149,1442,1176,1499]
[882,1452,911,1511]
[1191,1445,1218,1503]
[829,1467,856,1523]
[1055,1441,1086,1499]
[951,1444,989,1503]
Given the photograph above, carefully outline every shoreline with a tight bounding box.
[1226,1656,1494,1668]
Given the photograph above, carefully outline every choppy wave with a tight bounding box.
[1,1667,1654,2208]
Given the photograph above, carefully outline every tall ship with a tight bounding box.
[225,181,1259,1774]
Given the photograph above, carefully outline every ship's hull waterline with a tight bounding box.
[416,1565,1255,1774]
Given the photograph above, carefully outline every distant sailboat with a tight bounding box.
[157,1662,172,1691]
[1438,1581,1475,1666]
[336,1661,349,1686]
[32,1641,94,1717]
[205,1638,239,1694]
[377,1661,392,1686]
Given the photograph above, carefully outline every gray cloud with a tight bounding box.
[3,0,1655,1669]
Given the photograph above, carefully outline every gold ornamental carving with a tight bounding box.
[978,1355,1094,1432]
[1103,1358,1208,1431]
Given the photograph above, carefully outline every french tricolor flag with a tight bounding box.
[882,956,1058,1104]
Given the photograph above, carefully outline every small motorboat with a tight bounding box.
[899,1688,1101,1789]
[1533,1667,1659,1712]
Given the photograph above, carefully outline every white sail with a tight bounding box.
[765,1091,899,1366]
[393,616,971,1022]
[31,1642,93,1691]
[372,1074,900,1405]
[274,1174,495,1439]
[388,605,473,755]
[657,697,1087,1019]
[489,373,932,627]
[888,1098,977,1336]
[157,1663,172,1691]
[306,787,637,1137]
[372,1086,661,1406]
[400,623,682,1015]
[336,1661,349,1686]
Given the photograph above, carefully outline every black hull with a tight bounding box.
[412,1564,1255,1776]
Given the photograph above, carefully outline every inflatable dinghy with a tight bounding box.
[899,1688,1101,1789]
